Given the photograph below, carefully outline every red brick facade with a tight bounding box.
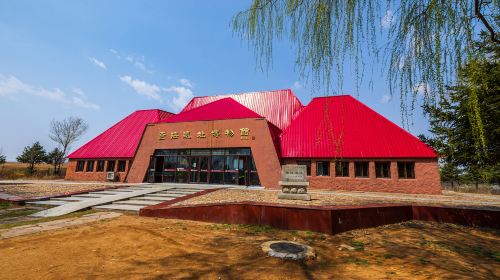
[126,118,282,188]
[65,158,131,182]
[283,158,441,194]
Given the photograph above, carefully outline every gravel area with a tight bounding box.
[173,189,500,210]
[0,182,120,199]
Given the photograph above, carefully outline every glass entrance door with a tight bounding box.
[190,156,209,183]
[148,148,260,186]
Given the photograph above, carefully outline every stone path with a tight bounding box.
[29,185,171,217]
[0,212,122,239]
[27,184,222,217]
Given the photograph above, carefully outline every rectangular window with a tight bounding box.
[76,160,85,172]
[297,161,311,176]
[117,160,126,172]
[316,161,330,176]
[335,161,349,177]
[96,160,105,172]
[354,162,369,177]
[86,160,95,172]
[398,162,415,179]
[375,162,391,178]
[107,160,116,172]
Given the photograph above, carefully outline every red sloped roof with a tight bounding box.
[280,95,437,158]
[179,89,303,130]
[159,98,262,123]
[67,109,174,159]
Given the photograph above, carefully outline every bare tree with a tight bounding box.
[49,117,88,173]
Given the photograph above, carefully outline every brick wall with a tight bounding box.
[126,118,282,188]
[283,158,441,194]
[65,158,131,182]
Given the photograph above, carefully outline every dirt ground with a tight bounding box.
[0,215,498,280]
[174,189,500,210]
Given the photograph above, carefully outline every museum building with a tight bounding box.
[65,89,441,194]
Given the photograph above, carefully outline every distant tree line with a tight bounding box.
[419,35,499,186]
[9,117,88,176]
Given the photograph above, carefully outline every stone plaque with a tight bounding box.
[278,165,310,201]
[281,165,307,182]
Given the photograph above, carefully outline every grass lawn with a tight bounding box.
[0,215,498,279]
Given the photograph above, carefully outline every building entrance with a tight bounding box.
[147,148,260,186]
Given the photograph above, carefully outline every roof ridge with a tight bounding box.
[191,88,293,99]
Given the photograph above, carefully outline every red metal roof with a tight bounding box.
[67,109,174,159]
[179,89,303,130]
[159,98,262,123]
[280,95,437,158]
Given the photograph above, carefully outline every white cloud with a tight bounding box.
[292,81,302,89]
[179,78,193,88]
[380,94,392,104]
[70,88,100,110]
[0,74,100,110]
[119,75,161,100]
[164,86,194,111]
[125,55,152,73]
[119,75,195,111]
[382,10,395,29]
[89,57,107,70]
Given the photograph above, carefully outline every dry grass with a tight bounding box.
[0,162,67,180]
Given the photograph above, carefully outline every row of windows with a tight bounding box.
[76,160,127,173]
[297,161,415,179]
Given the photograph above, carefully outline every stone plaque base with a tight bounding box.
[278,193,311,201]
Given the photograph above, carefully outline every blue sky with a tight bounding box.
[0,0,429,160]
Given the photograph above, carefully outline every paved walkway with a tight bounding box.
[0,212,121,239]
[30,185,172,217]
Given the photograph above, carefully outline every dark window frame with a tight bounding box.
[354,161,369,178]
[397,162,415,179]
[106,160,116,172]
[375,161,391,178]
[117,160,127,172]
[335,161,350,177]
[76,160,85,172]
[297,160,312,176]
[86,160,95,172]
[316,161,330,176]
[96,160,105,172]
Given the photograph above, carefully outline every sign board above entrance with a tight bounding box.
[159,128,251,140]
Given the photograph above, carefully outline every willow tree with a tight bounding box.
[233,0,499,148]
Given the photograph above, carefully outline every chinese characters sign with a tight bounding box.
[159,128,250,140]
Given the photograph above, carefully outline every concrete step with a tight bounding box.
[145,193,184,198]
[107,189,135,192]
[27,200,69,206]
[72,194,104,198]
[113,200,160,206]
[51,197,87,202]
[171,188,202,191]
[162,191,198,195]
[93,204,143,212]
[134,196,173,201]
[89,192,116,195]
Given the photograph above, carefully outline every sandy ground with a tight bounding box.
[0,181,130,198]
[174,189,500,210]
[0,215,498,280]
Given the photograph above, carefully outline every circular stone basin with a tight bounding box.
[261,241,315,260]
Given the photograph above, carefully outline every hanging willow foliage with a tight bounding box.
[232,0,499,150]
